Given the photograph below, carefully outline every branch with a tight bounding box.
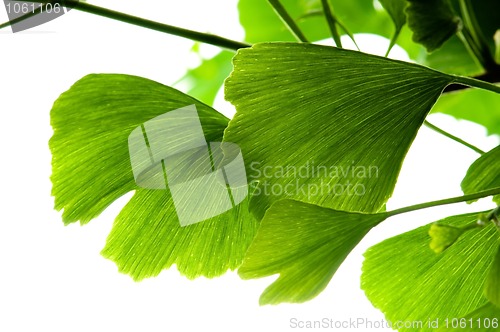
[424,120,485,155]
[0,0,250,51]
[267,0,308,42]
[387,186,500,218]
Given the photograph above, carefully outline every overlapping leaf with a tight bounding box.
[406,0,461,52]
[238,199,386,304]
[50,74,258,279]
[362,212,498,332]
[462,145,500,204]
[224,43,454,219]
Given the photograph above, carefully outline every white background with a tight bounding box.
[0,1,498,331]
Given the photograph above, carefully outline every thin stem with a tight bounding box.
[387,187,500,218]
[320,0,341,48]
[424,120,485,155]
[336,20,359,51]
[453,75,500,94]
[0,0,250,51]
[267,0,309,42]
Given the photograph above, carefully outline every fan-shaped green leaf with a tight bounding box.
[362,212,498,332]
[462,145,500,204]
[101,189,257,280]
[238,199,386,304]
[50,74,258,279]
[224,43,454,219]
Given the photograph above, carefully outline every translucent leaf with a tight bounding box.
[238,199,386,304]
[485,245,500,308]
[101,189,257,280]
[462,145,500,204]
[50,74,258,279]
[224,43,454,219]
[406,0,461,52]
[362,212,498,332]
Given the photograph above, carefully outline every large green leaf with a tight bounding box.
[224,43,454,219]
[50,74,258,279]
[431,88,500,136]
[406,0,461,52]
[462,145,500,204]
[362,212,499,332]
[238,199,385,304]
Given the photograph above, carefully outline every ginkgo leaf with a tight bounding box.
[50,74,258,279]
[101,189,257,280]
[462,145,500,204]
[485,245,500,308]
[362,212,498,332]
[238,199,386,304]
[406,0,461,52]
[224,43,454,220]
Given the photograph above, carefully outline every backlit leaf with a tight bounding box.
[362,212,498,331]
[224,43,454,219]
[238,199,385,304]
[50,74,258,279]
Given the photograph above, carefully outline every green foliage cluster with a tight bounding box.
[5,0,499,330]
